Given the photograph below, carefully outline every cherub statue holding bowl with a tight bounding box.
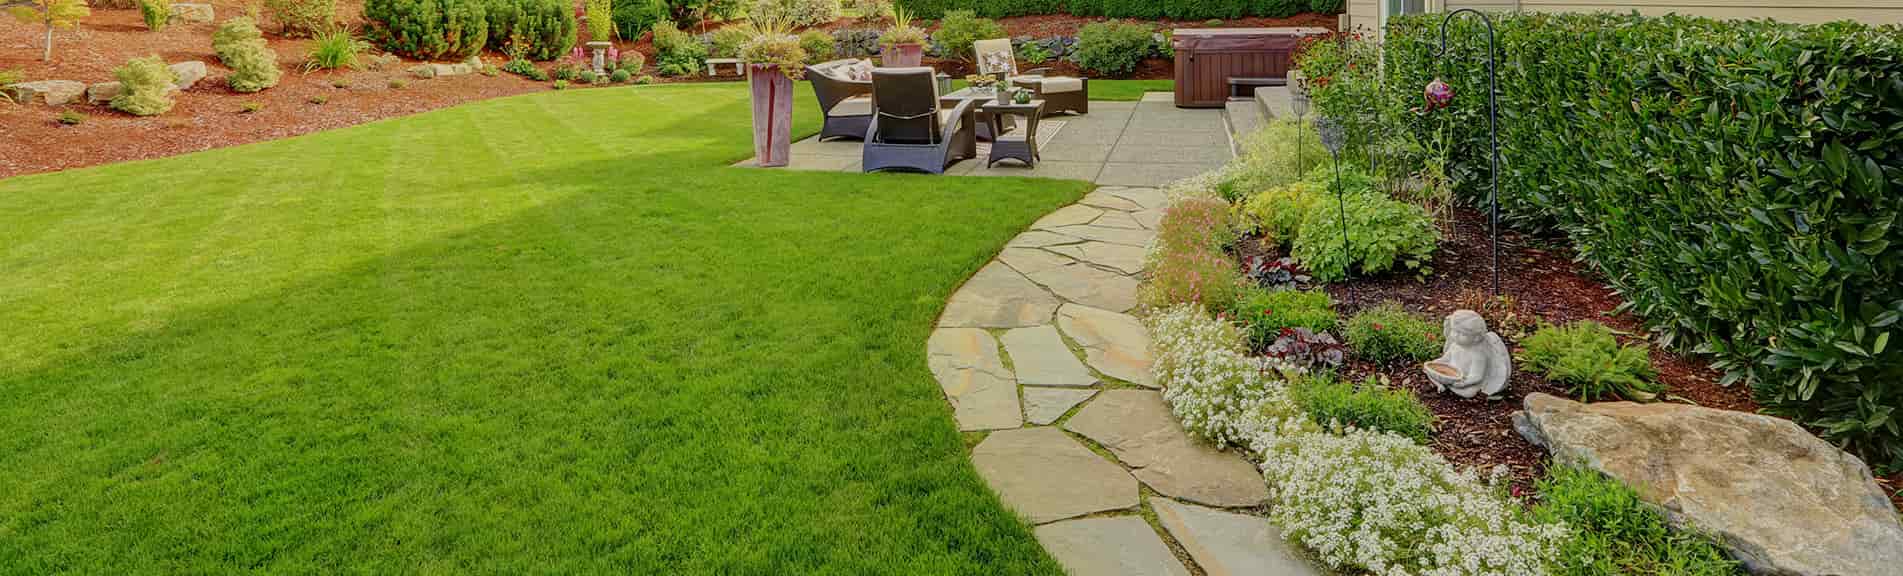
[1422,310,1511,398]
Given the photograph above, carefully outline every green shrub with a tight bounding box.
[1533,466,1739,576]
[707,25,751,58]
[895,0,1318,19]
[1376,13,1903,468]
[56,110,86,124]
[608,68,630,82]
[748,0,837,27]
[1521,321,1660,402]
[929,9,1002,62]
[363,0,489,60]
[109,55,176,116]
[1306,0,1341,14]
[387,77,408,88]
[212,17,264,60]
[578,69,598,83]
[1142,197,1242,314]
[1291,187,1437,283]
[635,74,654,84]
[585,0,612,41]
[223,39,283,92]
[616,50,645,72]
[139,0,169,30]
[1292,374,1434,442]
[485,0,576,60]
[611,0,666,42]
[1232,287,1335,349]
[1073,21,1153,76]
[304,27,369,71]
[1345,302,1439,364]
[798,29,834,61]
[1260,0,1300,18]
[552,78,569,89]
[264,0,336,36]
[652,20,706,76]
[501,57,548,79]
[550,61,579,80]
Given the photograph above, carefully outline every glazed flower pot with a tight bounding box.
[883,43,924,67]
[749,64,794,167]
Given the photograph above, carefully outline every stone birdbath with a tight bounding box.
[587,41,612,75]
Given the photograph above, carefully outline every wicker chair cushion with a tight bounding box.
[1023,76,1084,93]
[829,95,873,117]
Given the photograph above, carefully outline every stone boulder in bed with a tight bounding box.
[1514,392,1903,576]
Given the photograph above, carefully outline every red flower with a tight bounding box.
[1262,308,1274,316]
[1372,322,1384,331]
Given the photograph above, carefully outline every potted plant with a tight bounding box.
[739,19,807,167]
[878,6,926,67]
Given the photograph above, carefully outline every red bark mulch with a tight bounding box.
[1232,207,1761,497]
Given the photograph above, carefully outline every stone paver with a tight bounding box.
[1036,516,1191,576]
[1034,204,1106,229]
[1056,304,1155,387]
[1079,190,1144,212]
[1006,230,1084,249]
[938,262,1060,328]
[972,427,1139,524]
[1028,264,1140,313]
[1132,209,1164,230]
[1047,241,1147,275]
[1002,325,1097,388]
[997,247,1074,277]
[1066,390,1269,507]
[1153,499,1320,576]
[1023,387,1097,425]
[927,328,1023,431]
[1045,224,1155,247]
[1107,187,1170,211]
[1090,210,1146,230]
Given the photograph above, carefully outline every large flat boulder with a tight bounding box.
[1514,393,1903,576]
[168,61,207,90]
[6,80,85,106]
[168,2,214,23]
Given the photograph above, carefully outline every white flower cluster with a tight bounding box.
[1146,304,1311,447]
[1258,428,1566,576]
[1162,168,1228,203]
[1141,197,1567,575]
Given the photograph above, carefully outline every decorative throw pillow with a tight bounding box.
[846,60,875,81]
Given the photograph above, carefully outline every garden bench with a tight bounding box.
[705,58,744,77]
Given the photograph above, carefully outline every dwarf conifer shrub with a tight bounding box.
[109,55,177,116]
[364,0,489,60]
[224,39,283,92]
[485,0,575,60]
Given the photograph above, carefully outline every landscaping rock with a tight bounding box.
[1001,325,1096,388]
[972,427,1139,524]
[1153,498,1320,576]
[168,61,206,90]
[85,82,121,105]
[1036,516,1190,576]
[1105,186,1169,210]
[1514,393,1903,576]
[1005,229,1083,249]
[926,328,1021,431]
[1090,210,1145,230]
[1028,264,1139,313]
[937,262,1060,328]
[409,63,473,79]
[1065,390,1268,507]
[168,2,214,23]
[1022,387,1095,425]
[1056,304,1154,386]
[1047,241,1146,275]
[6,80,85,106]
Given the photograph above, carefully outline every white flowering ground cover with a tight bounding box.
[1142,176,1568,575]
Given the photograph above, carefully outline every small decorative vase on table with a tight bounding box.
[748,63,794,167]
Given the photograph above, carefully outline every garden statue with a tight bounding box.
[1423,310,1510,398]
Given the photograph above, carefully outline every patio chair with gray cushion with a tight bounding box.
[974,38,1088,115]
[862,67,976,175]
[805,58,877,141]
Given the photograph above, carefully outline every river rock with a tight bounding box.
[6,80,85,106]
[168,61,207,90]
[1514,392,1903,576]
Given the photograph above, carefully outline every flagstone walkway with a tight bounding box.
[929,186,1320,575]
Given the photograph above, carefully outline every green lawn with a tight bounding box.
[0,81,1169,573]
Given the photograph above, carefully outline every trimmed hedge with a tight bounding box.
[1375,13,1903,469]
[894,0,1336,19]
[485,0,575,61]
[364,0,490,60]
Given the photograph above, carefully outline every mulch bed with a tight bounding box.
[1231,207,1763,497]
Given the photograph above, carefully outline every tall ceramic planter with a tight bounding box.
[749,64,795,167]
[883,43,924,67]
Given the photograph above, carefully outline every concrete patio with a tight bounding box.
[754,92,1237,186]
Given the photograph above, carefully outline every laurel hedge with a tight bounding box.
[1374,13,1903,470]
[892,0,1337,20]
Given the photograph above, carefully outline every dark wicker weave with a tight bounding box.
[804,59,874,141]
[862,68,975,175]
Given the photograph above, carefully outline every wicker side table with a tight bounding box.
[979,99,1045,168]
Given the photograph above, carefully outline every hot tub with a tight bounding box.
[1172,27,1329,108]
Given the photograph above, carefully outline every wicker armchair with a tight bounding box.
[805,59,876,141]
[862,67,975,175]
[974,39,1088,115]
